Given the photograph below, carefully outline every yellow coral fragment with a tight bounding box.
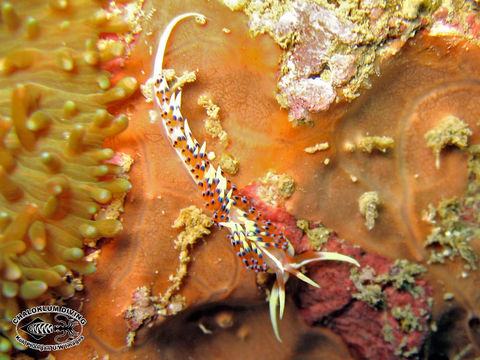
[173,70,197,91]
[358,136,395,153]
[304,141,329,154]
[218,153,239,175]
[358,191,381,230]
[257,171,295,206]
[297,219,331,251]
[195,15,207,25]
[221,0,248,11]
[157,206,213,308]
[199,94,229,147]
[198,94,220,120]
[424,115,472,169]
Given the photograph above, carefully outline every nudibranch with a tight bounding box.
[152,13,360,341]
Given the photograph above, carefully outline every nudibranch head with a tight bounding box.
[153,13,207,80]
[152,12,360,343]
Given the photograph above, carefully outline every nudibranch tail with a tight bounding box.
[153,14,360,344]
[267,251,359,342]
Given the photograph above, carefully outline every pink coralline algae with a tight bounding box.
[429,3,480,39]
[241,182,433,359]
[243,0,439,123]
[259,1,358,122]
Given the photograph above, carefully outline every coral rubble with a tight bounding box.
[221,0,441,123]
[423,145,480,271]
[424,115,472,169]
[358,191,380,230]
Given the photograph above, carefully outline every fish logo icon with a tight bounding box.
[19,314,80,343]
[12,305,86,351]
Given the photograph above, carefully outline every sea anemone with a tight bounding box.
[0,1,136,357]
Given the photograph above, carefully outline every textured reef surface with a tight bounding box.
[2,0,480,359]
